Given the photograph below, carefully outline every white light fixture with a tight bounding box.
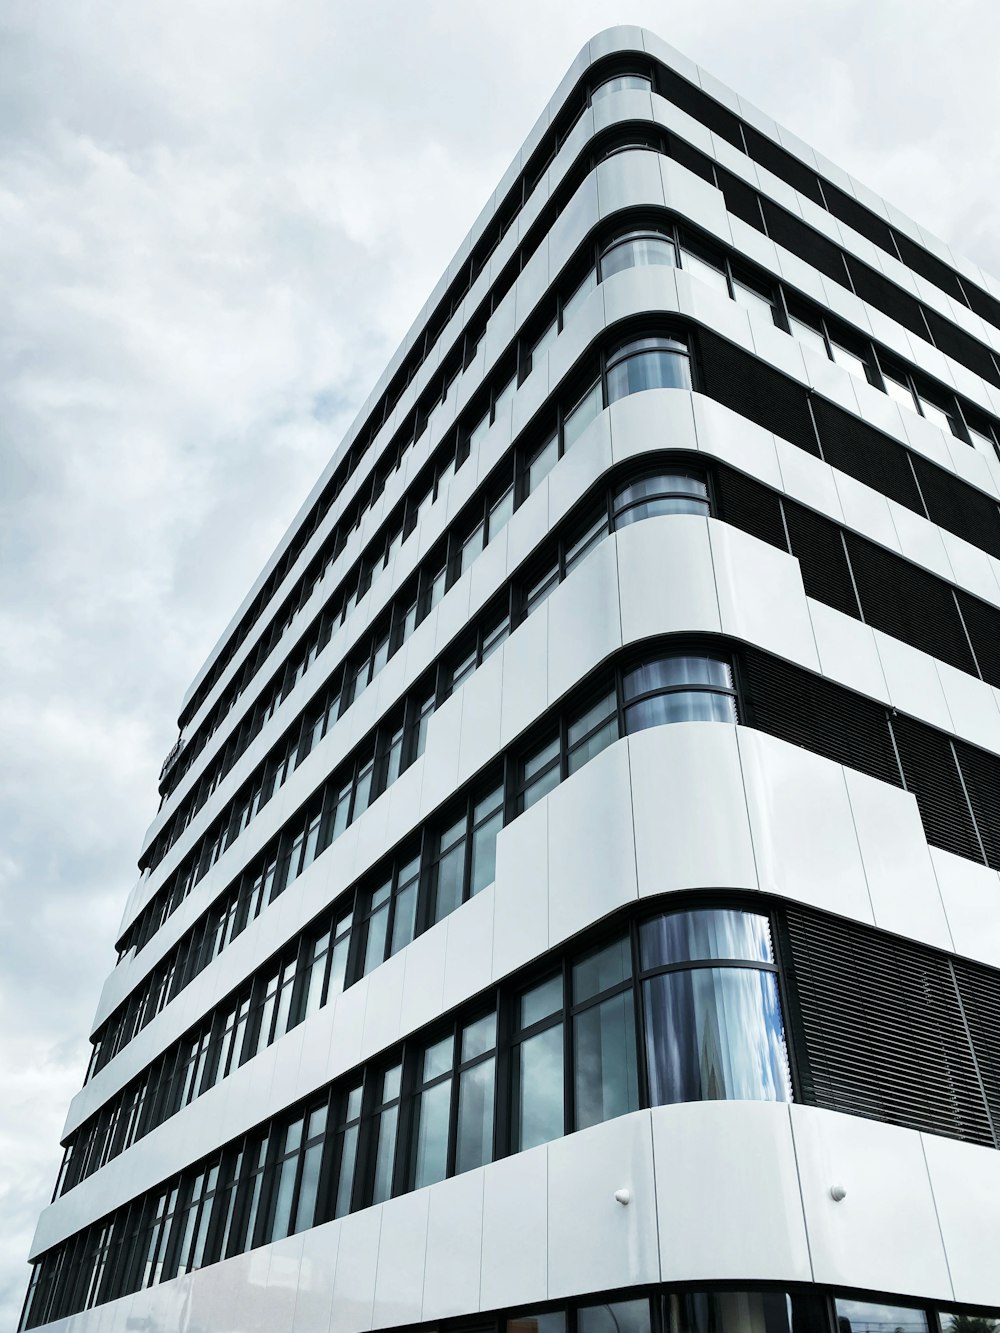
[614,1188,631,1205]
[830,1184,847,1202]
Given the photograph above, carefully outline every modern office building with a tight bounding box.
[22,24,1000,1333]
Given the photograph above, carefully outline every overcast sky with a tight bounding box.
[3,0,1000,1323]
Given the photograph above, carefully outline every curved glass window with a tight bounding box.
[613,472,709,525]
[640,908,791,1106]
[592,73,653,100]
[623,654,736,731]
[606,335,691,402]
[600,229,678,280]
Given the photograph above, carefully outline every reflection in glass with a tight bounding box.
[669,1290,828,1333]
[412,1079,451,1189]
[640,909,774,968]
[592,74,652,100]
[613,472,709,525]
[574,990,639,1129]
[644,967,791,1105]
[517,1024,564,1150]
[601,231,677,278]
[579,1299,652,1333]
[564,382,603,450]
[835,1300,930,1333]
[509,1314,568,1333]
[625,691,735,730]
[607,337,691,402]
[456,1058,495,1173]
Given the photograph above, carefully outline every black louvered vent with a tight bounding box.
[924,310,1000,388]
[761,202,846,284]
[893,234,967,304]
[954,742,1000,872]
[955,589,1000,690]
[823,182,897,254]
[844,533,977,677]
[658,68,745,149]
[742,127,825,206]
[965,280,1000,333]
[715,168,765,232]
[910,454,1000,560]
[783,502,860,619]
[739,649,902,787]
[953,960,1000,1141]
[698,333,820,458]
[783,908,996,1146]
[889,714,983,864]
[810,397,925,514]
[844,258,930,340]
[714,467,788,552]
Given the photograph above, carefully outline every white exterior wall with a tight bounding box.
[25,24,1000,1332]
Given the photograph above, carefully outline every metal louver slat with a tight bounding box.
[889,714,984,864]
[911,453,1000,560]
[810,397,925,514]
[783,501,860,620]
[955,588,1000,690]
[714,467,788,553]
[698,332,821,458]
[953,741,1000,871]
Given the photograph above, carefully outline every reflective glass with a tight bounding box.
[616,496,708,523]
[433,839,465,922]
[830,341,870,381]
[623,655,732,699]
[412,1079,451,1189]
[562,267,597,324]
[371,1104,398,1203]
[573,936,632,1002]
[680,247,730,295]
[493,374,516,422]
[835,1301,929,1333]
[517,1023,564,1149]
[520,974,563,1028]
[601,233,677,278]
[669,1290,824,1333]
[389,880,417,956]
[918,394,953,433]
[592,73,652,99]
[488,486,514,538]
[574,990,639,1129]
[508,1314,567,1333]
[563,381,603,449]
[625,690,736,730]
[641,909,774,968]
[786,315,829,358]
[579,1299,652,1333]
[883,373,917,411]
[456,1058,495,1173]
[733,282,776,323]
[462,1012,497,1061]
[423,1036,453,1081]
[615,474,707,508]
[644,967,791,1104]
[607,348,691,401]
[530,318,559,371]
[471,806,502,894]
[528,432,559,492]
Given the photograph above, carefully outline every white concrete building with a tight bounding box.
[21,26,1000,1333]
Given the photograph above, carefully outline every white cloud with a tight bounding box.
[3,0,1000,1324]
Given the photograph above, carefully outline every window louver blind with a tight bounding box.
[843,532,978,676]
[783,908,996,1147]
[698,332,821,458]
[714,467,788,552]
[762,203,847,284]
[888,714,984,864]
[953,960,1000,1142]
[953,741,1000,871]
[925,310,1000,387]
[910,454,1000,560]
[809,397,925,514]
[844,258,931,340]
[739,649,902,788]
[955,588,1000,689]
[783,502,860,620]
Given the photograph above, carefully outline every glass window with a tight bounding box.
[641,908,791,1108]
[412,1037,453,1190]
[572,939,638,1129]
[786,314,829,359]
[579,1299,652,1333]
[680,243,730,296]
[515,975,564,1150]
[456,1012,497,1174]
[882,369,918,412]
[835,1300,930,1333]
[493,373,517,423]
[669,1290,829,1333]
[333,1083,363,1218]
[528,431,559,492]
[613,472,709,525]
[509,1315,566,1333]
[430,814,466,924]
[389,855,420,957]
[592,73,652,100]
[917,391,955,434]
[732,277,776,323]
[371,1063,401,1204]
[488,485,514,541]
[528,317,559,373]
[519,734,561,812]
[606,335,691,402]
[563,380,603,450]
[562,267,597,324]
[567,690,618,775]
[470,785,503,894]
[830,339,871,382]
[601,229,677,279]
[623,654,736,732]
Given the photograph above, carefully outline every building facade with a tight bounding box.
[21,25,1000,1333]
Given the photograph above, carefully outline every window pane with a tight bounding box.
[616,496,708,523]
[592,73,651,99]
[517,1024,564,1150]
[412,1079,451,1189]
[488,486,514,539]
[830,340,870,381]
[363,901,389,975]
[493,374,516,422]
[579,1299,652,1333]
[529,318,558,371]
[835,1301,929,1333]
[528,433,559,492]
[520,974,563,1028]
[625,690,736,730]
[462,1012,497,1061]
[573,936,632,1002]
[423,1035,453,1081]
[470,808,502,895]
[883,373,917,411]
[602,234,677,278]
[615,474,707,508]
[786,315,829,358]
[523,736,560,782]
[566,716,617,774]
[733,282,776,323]
[432,839,465,923]
[918,394,953,433]
[389,880,417,956]
[567,691,617,750]
[680,247,729,295]
[456,1058,495,1173]
[371,1105,398,1203]
[562,268,597,324]
[606,349,691,402]
[669,1290,823,1333]
[509,1314,567,1333]
[565,511,610,570]
[623,655,732,699]
[563,381,603,449]
[574,990,639,1129]
[640,908,775,968]
[521,764,560,811]
[643,967,791,1105]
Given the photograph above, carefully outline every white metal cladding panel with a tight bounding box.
[80,480,1000,1132]
[38,709,991,1252]
[32,1104,1000,1330]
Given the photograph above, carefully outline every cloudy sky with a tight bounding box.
[2,0,1000,1322]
